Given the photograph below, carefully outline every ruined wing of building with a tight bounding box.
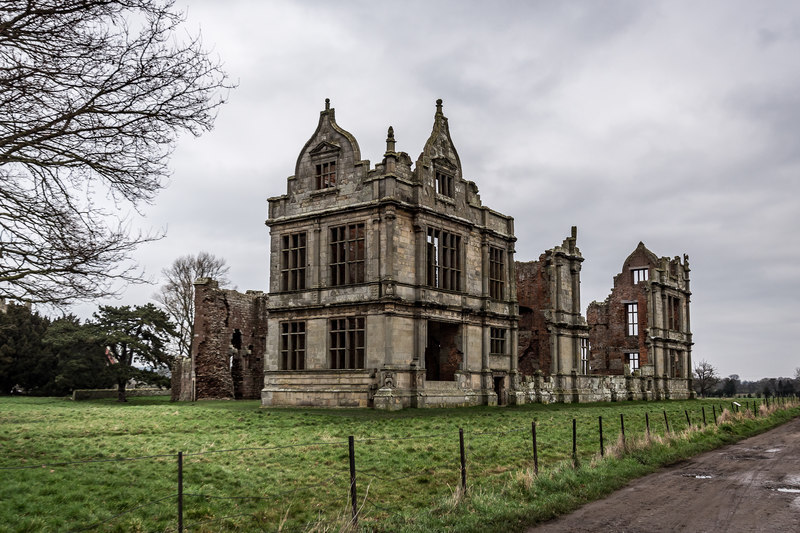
[175,100,693,407]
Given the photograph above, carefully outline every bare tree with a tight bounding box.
[693,360,720,397]
[155,252,229,357]
[0,1,231,306]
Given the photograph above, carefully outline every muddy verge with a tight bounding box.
[528,416,800,533]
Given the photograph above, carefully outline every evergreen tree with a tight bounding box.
[0,303,50,394]
[92,304,176,401]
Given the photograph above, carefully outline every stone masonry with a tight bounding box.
[176,278,268,401]
[182,100,694,407]
[587,242,693,399]
[516,227,589,377]
[262,99,519,409]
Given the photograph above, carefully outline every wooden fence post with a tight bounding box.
[531,420,539,476]
[572,418,578,467]
[459,428,467,493]
[349,436,358,526]
[177,451,183,533]
[598,416,604,457]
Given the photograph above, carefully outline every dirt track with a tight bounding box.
[528,416,800,533]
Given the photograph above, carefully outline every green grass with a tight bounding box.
[0,396,796,532]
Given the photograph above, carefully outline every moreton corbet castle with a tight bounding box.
[171,99,694,408]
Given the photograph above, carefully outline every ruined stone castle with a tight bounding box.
[173,100,693,407]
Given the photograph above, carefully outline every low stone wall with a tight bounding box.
[519,372,692,403]
[262,370,374,407]
[72,388,170,401]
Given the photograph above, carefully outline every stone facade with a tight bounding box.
[516,227,590,377]
[587,242,693,399]
[262,99,519,409]
[182,101,694,407]
[175,278,268,401]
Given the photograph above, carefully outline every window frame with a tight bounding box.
[280,321,306,370]
[329,223,365,286]
[280,232,307,291]
[668,296,681,331]
[315,160,337,189]
[490,327,507,355]
[626,352,640,371]
[489,246,505,300]
[427,227,461,291]
[580,338,590,374]
[632,268,649,284]
[329,316,366,369]
[435,170,454,197]
[625,302,639,336]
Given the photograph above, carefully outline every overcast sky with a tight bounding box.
[72,0,800,381]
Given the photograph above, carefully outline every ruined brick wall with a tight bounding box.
[190,279,268,400]
[587,243,655,375]
[516,259,552,375]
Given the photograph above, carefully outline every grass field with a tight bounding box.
[0,395,797,532]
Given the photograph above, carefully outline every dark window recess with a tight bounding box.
[489,246,505,299]
[315,161,336,189]
[329,223,365,286]
[627,352,640,371]
[435,171,454,197]
[427,228,461,291]
[330,317,365,369]
[490,327,506,355]
[281,232,306,291]
[668,296,681,331]
[280,321,305,370]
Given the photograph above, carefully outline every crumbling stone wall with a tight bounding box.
[586,244,654,374]
[516,261,552,375]
[188,278,268,400]
[587,242,692,384]
[516,227,589,377]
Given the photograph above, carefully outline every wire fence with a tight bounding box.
[2,396,797,532]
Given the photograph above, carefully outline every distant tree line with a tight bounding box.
[693,360,799,398]
[0,302,173,400]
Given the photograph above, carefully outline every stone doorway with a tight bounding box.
[494,375,507,406]
[425,321,462,381]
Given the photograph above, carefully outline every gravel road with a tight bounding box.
[528,416,800,533]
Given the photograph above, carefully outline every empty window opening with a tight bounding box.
[671,349,683,378]
[435,171,454,197]
[632,268,649,284]
[580,338,590,374]
[425,321,462,381]
[330,223,365,286]
[281,232,306,291]
[280,321,305,370]
[489,246,505,299]
[231,329,242,351]
[668,296,682,331]
[626,352,640,371]
[329,316,365,369]
[626,303,638,336]
[427,228,461,291]
[315,160,336,189]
